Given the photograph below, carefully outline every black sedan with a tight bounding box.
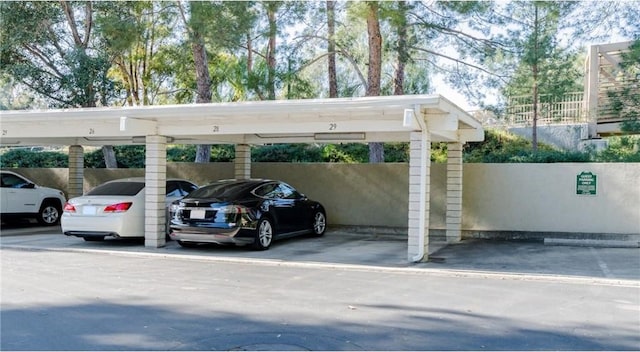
[169,179,326,250]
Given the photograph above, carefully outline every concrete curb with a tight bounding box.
[544,238,640,248]
[3,243,638,288]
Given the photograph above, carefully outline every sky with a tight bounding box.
[427,1,637,112]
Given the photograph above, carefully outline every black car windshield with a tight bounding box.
[187,181,258,200]
[86,182,145,196]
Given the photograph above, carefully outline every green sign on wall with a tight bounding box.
[576,172,597,195]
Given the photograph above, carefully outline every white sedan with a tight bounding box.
[62,178,198,241]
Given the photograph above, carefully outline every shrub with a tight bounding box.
[463,129,593,163]
[321,144,363,163]
[167,145,196,162]
[252,144,323,162]
[594,136,640,162]
[210,145,235,162]
[251,143,411,163]
[3,132,638,167]
[166,145,234,162]
[84,146,145,168]
[0,149,68,168]
[430,142,448,163]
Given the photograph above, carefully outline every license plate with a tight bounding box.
[82,206,97,215]
[190,209,206,219]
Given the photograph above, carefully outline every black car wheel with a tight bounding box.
[37,202,61,226]
[312,210,326,236]
[252,217,273,250]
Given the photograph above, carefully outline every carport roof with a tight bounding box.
[0,94,483,146]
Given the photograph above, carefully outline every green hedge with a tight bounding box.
[1,132,638,168]
[84,146,146,168]
[463,129,640,163]
[0,149,69,168]
[464,130,594,163]
[596,136,640,162]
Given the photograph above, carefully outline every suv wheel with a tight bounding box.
[37,202,61,226]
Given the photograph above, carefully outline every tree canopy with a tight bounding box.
[1,0,637,164]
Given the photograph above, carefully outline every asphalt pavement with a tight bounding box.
[2,223,639,351]
[1,223,639,284]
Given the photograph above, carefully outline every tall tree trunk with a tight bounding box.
[191,18,213,162]
[246,33,253,73]
[102,146,118,169]
[366,1,384,163]
[327,0,338,98]
[393,1,408,96]
[266,3,278,101]
[178,1,212,162]
[532,5,539,153]
[532,65,539,153]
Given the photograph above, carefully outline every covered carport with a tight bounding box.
[0,95,483,262]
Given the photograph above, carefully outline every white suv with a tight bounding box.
[1,171,66,225]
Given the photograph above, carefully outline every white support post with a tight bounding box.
[407,130,431,262]
[145,135,167,248]
[586,44,600,138]
[234,144,251,180]
[68,145,84,199]
[446,142,463,243]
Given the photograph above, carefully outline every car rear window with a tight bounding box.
[86,182,145,196]
[187,181,258,200]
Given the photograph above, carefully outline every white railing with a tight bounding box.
[505,92,587,126]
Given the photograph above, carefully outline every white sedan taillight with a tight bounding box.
[103,202,133,213]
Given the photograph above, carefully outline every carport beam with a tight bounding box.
[145,135,167,248]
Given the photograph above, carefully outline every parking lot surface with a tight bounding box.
[2,223,639,351]
[1,224,639,283]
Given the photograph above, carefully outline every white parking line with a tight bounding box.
[590,247,613,278]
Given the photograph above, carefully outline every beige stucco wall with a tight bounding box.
[5,162,639,235]
[251,163,446,229]
[167,162,445,229]
[462,163,640,234]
